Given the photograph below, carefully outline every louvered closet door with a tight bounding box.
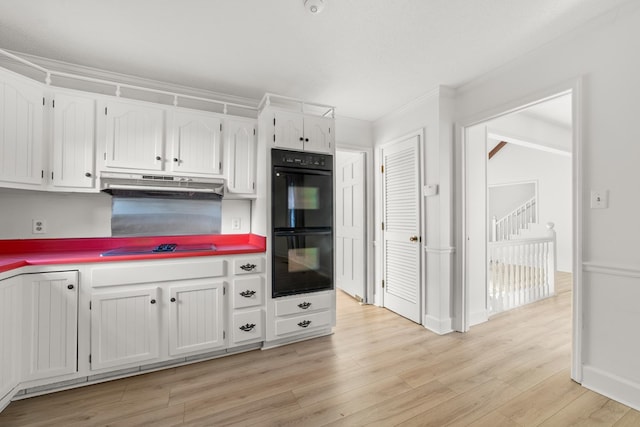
[382,135,421,323]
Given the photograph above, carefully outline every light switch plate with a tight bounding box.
[590,190,608,209]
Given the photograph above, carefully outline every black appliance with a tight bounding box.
[271,149,333,298]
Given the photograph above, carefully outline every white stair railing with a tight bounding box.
[488,222,556,314]
[491,196,537,241]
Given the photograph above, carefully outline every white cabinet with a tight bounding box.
[0,68,44,187]
[272,111,333,153]
[168,110,222,175]
[168,280,225,356]
[50,92,96,190]
[224,118,256,194]
[270,291,334,340]
[102,99,164,171]
[90,286,161,370]
[0,276,21,401]
[22,271,78,380]
[228,255,265,347]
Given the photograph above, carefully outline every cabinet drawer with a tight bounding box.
[233,257,264,275]
[275,310,331,336]
[275,293,332,316]
[232,276,264,309]
[231,309,264,345]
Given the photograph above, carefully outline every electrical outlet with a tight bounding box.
[231,218,241,230]
[590,190,608,209]
[32,219,46,234]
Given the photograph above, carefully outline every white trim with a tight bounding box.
[582,365,640,411]
[583,262,640,278]
[468,309,489,327]
[487,129,572,157]
[374,85,455,123]
[424,315,453,335]
[424,246,456,254]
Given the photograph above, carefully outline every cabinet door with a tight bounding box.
[90,287,160,370]
[169,110,222,175]
[22,271,78,380]
[0,276,21,400]
[168,280,225,356]
[0,69,44,186]
[51,93,96,190]
[303,116,333,153]
[225,119,256,194]
[103,100,164,171]
[273,111,304,150]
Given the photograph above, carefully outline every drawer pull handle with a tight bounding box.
[298,320,311,328]
[240,323,256,332]
[298,302,312,310]
[240,290,256,298]
[240,263,257,271]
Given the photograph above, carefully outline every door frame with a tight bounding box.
[457,78,583,382]
[375,129,425,321]
[335,144,375,304]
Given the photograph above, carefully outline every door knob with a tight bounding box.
[409,236,419,242]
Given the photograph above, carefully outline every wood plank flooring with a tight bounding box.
[2,272,639,426]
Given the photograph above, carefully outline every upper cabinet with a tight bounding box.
[272,110,333,153]
[168,110,222,175]
[225,118,257,195]
[0,68,44,187]
[50,92,96,190]
[102,99,164,171]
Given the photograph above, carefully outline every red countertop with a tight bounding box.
[0,234,266,274]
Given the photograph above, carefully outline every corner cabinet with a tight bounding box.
[271,110,333,153]
[0,68,44,188]
[224,118,257,195]
[22,271,78,381]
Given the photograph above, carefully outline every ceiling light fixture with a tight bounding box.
[304,0,325,14]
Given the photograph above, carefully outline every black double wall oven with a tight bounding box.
[271,149,333,298]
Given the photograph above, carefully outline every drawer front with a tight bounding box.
[275,292,332,316]
[231,309,264,345]
[233,257,265,275]
[275,310,331,337]
[232,276,264,309]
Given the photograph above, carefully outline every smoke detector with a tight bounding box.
[304,0,325,14]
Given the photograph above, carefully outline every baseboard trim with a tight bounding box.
[424,315,453,335]
[468,309,489,327]
[582,365,640,411]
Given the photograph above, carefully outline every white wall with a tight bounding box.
[334,116,373,148]
[454,1,640,409]
[0,189,251,238]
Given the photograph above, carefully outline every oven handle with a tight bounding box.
[273,229,332,236]
[273,166,332,176]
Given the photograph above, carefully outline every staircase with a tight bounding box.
[491,196,536,242]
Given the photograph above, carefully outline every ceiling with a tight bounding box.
[0,0,629,121]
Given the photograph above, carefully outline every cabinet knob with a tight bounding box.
[173,158,179,162]
[240,263,257,272]
[170,297,176,302]
[150,299,156,304]
[155,156,162,161]
[239,323,256,332]
[85,172,92,177]
[240,290,256,298]
[297,320,311,328]
[298,302,311,310]
[299,137,304,141]
[67,284,74,290]
[305,138,309,142]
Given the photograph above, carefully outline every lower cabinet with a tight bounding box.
[0,276,22,402]
[22,271,78,381]
[271,291,333,340]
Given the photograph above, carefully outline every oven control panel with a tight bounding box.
[272,149,333,171]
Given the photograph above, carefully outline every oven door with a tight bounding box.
[272,167,333,229]
[272,230,333,298]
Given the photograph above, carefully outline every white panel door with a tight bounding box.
[0,69,44,186]
[303,116,333,153]
[0,276,21,400]
[225,118,256,194]
[103,100,164,171]
[168,280,225,356]
[336,151,366,301]
[382,135,422,323]
[90,287,160,370]
[169,110,222,175]
[22,271,78,380]
[273,111,304,150]
[51,92,96,189]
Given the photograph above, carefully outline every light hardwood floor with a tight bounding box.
[2,272,639,426]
